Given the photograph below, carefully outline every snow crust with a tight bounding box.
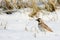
[0,8,60,40]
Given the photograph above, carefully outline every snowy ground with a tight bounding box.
[0,8,60,40]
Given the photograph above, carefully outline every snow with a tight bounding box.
[0,8,60,40]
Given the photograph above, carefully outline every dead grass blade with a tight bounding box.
[29,0,40,18]
[45,0,56,12]
[4,0,13,10]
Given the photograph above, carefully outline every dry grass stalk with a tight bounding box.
[29,0,40,18]
[4,0,13,10]
[0,0,59,11]
[16,0,23,8]
[12,0,18,9]
[45,0,56,12]
[17,0,35,8]
[57,0,60,4]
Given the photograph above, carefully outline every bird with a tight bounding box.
[36,18,53,32]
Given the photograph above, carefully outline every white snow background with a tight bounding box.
[0,8,60,40]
